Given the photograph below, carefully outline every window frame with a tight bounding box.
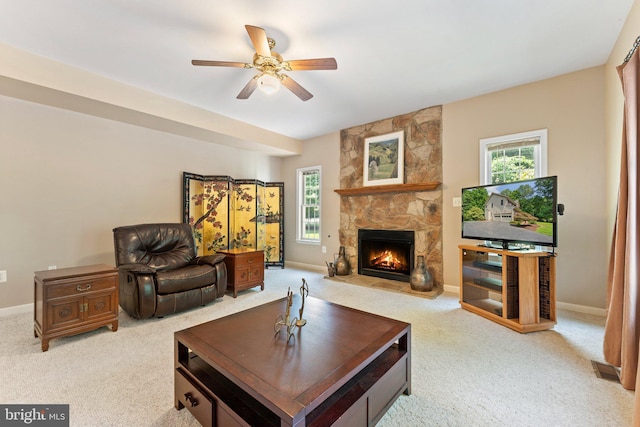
[296,166,322,245]
[479,129,548,184]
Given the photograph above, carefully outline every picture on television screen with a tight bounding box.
[461,176,557,247]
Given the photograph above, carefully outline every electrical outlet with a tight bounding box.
[48,265,57,270]
[0,270,7,283]
[322,246,327,254]
[453,197,462,207]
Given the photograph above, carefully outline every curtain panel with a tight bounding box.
[603,45,640,425]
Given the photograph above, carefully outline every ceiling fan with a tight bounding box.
[192,25,337,101]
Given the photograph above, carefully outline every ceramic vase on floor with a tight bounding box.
[335,246,350,275]
[410,255,433,291]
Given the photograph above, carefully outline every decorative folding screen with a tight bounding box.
[183,172,284,267]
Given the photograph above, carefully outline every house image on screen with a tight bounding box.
[485,193,538,224]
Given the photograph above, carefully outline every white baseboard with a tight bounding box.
[443,284,459,294]
[556,301,607,317]
[0,270,608,318]
[0,303,31,317]
[281,261,326,273]
[442,285,606,317]
[284,264,608,317]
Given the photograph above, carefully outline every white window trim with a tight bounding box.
[479,129,548,184]
[296,166,321,245]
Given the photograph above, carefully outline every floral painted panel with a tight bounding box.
[265,182,284,267]
[183,173,231,255]
[183,172,284,266]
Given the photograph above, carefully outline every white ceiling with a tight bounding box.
[0,0,634,141]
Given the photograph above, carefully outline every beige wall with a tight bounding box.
[442,66,607,308]
[0,95,282,309]
[279,2,640,312]
[282,66,609,309]
[281,132,341,267]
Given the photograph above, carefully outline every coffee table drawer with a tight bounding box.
[176,368,214,426]
[369,356,408,422]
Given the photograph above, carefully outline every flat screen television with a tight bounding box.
[461,175,558,249]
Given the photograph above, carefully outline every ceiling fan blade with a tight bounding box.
[286,58,338,71]
[245,25,271,57]
[237,76,259,99]
[192,60,248,68]
[281,75,313,101]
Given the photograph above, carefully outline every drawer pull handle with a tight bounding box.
[247,259,254,263]
[76,284,92,291]
[184,392,198,407]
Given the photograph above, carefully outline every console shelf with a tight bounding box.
[469,277,502,293]
[459,244,556,333]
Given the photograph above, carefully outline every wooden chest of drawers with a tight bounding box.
[34,264,118,351]
[217,249,264,298]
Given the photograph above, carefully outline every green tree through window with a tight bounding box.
[297,167,321,243]
[480,129,547,185]
[490,146,535,183]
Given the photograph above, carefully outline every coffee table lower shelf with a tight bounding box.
[176,344,408,427]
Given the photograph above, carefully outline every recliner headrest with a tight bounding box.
[113,223,196,270]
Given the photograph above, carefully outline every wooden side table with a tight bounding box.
[217,249,264,298]
[34,264,119,351]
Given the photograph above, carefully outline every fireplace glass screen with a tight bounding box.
[358,229,414,282]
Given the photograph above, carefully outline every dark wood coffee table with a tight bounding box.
[174,296,411,427]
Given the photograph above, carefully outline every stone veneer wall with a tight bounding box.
[339,105,443,288]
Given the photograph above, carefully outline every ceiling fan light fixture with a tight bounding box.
[192,25,336,101]
[258,73,280,95]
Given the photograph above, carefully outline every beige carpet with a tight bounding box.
[0,266,633,426]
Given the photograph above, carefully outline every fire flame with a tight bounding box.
[370,250,404,270]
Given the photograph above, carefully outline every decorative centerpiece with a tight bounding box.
[296,278,309,327]
[274,279,310,341]
[274,287,298,342]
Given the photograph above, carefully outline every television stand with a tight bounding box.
[459,244,556,333]
[477,242,534,251]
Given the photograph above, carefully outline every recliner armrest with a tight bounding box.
[214,262,227,297]
[117,263,156,274]
[117,270,156,319]
[191,253,226,266]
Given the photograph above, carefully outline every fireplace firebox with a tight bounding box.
[358,229,415,282]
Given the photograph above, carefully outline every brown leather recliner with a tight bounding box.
[113,223,227,319]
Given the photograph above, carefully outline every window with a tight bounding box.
[480,129,548,184]
[296,166,321,244]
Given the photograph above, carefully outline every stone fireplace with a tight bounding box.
[338,105,443,289]
[358,229,414,282]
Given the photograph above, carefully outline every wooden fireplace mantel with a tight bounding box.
[334,182,441,196]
